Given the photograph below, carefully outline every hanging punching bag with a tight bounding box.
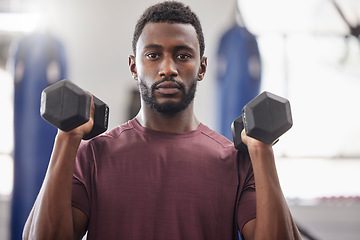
[10,32,67,239]
[216,24,262,141]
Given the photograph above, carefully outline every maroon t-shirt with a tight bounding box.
[72,118,256,239]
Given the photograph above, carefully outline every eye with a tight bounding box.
[145,53,160,60]
[177,54,191,60]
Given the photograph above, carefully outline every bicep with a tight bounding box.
[72,207,88,240]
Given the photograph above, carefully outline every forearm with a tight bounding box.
[248,145,301,240]
[23,132,82,239]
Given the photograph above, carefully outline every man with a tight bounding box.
[23,1,301,239]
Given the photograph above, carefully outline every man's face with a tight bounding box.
[130,22,206,114]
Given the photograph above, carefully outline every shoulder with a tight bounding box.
[199,123,235,149]
[77,120,136,151]
[196,123,239,161]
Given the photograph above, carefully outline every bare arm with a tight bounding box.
[241,130,301,240]
[23,99,94,240]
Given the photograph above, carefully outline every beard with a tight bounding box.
[138,76,197,114]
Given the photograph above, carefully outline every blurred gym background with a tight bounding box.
[0,0,360,239]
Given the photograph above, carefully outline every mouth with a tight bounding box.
[155,81,181,95]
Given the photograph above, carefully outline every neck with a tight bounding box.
[135,102,200,133]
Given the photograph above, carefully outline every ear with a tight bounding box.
[129,55,138,81]
[197,56,207,81]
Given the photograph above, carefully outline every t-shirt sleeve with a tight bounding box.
[71,141,92,218]
[236,151,256,235]
[72,176,90,217]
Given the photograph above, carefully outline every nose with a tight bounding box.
[158,56,178,78]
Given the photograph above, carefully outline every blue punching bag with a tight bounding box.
[10,32,67,239]
[216,24,261,141]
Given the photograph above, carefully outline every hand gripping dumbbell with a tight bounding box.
[231,91,293,151]
[40,79,109,140]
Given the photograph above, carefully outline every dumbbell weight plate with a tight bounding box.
[83,95,109,140]
[231,114,247,151]
[231,91,293,150]
[40,79,109,139]
[243,91,292,145]
[40,80,91,132]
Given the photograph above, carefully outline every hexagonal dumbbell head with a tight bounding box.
[242,91,293,145]
[231,114,247,151]
[40,79,91,132]
[83,95,109,140]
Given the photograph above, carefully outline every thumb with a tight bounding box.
[89,94,95,123]
[241,129,249,146]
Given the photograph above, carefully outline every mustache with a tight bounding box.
[151,76,185,91]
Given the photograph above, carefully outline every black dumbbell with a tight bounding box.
[40,79,109,140]
[231,91,293,151]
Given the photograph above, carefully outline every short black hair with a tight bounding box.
[132,1,205,57]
